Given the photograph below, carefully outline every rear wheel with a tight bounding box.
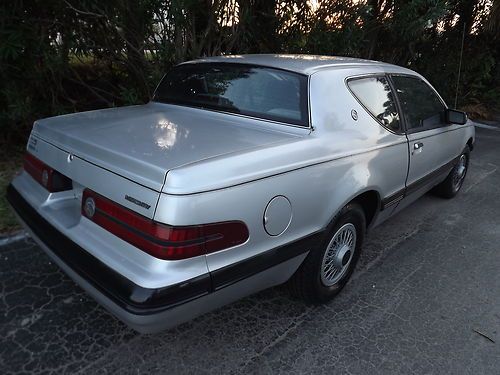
[432,146,470,199]
[289,203,365,303]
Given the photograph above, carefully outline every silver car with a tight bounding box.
[7,55,475,333]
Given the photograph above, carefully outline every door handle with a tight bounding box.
[412,142,424,155]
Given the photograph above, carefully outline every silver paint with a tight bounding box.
[31,103,305,192]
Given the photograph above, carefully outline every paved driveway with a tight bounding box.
[1,126,499,374]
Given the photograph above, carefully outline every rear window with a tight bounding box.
[153,63,309,127]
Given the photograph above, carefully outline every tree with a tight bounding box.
[1,0,499,154]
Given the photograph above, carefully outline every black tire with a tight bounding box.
[288,203,366,304]
[432,146,470,199]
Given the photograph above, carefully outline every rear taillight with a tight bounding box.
[81,189,249,260]
[24,153,72,192]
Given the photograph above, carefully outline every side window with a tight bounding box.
[347,76,401,132]
[391,76,446,131]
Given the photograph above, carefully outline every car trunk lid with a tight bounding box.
[32,102,304,192]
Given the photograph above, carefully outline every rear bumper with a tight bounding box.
[7,184,320,332]
[6,184,209,308]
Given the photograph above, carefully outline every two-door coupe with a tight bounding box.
[7,55,474,333]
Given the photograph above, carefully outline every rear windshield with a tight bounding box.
[153,63,309,127]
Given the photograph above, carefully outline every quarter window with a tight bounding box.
[391,76,446,131]
[348,76,400,132]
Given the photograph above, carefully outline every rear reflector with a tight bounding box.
[81,189,249,260]
[24,153,72,192]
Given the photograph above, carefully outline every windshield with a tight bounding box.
[153,63,309,127]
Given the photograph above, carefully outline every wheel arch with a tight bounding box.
[349,190,381,229]
[467,137,474,151]
[325,189,382,231]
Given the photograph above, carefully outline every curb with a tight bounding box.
[0,231,29,247]
[472,120,500,131]
[474,123,500,131]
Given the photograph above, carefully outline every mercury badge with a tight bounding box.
[351,109,358,121]
[83,197,96,218]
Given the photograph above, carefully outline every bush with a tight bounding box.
[0,0,498,154]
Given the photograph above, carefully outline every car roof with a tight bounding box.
[182,54,413,75]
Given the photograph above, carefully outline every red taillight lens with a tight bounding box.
[81,189,249,260]
[24,153,72,192]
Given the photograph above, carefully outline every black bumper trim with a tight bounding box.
[211,231,323,290]
[7,184,323,316]
[6,184,211,315]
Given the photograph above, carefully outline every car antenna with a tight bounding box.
[454,22,466,109]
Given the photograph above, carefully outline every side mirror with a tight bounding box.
[445,109,467,125]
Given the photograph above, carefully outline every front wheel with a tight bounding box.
[432,146,470,199]
[288,203,365,304]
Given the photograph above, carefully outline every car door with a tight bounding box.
[390,74,466,209]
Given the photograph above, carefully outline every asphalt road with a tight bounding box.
[1,126,499,374]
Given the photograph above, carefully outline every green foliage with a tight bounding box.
[119,87,142,106]
[0,0,499,155]
[0,151,23,234]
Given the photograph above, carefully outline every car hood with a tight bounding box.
[32,103,304,191]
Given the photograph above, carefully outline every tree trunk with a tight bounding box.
[120,0,150,99]
[237,0,279,53]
